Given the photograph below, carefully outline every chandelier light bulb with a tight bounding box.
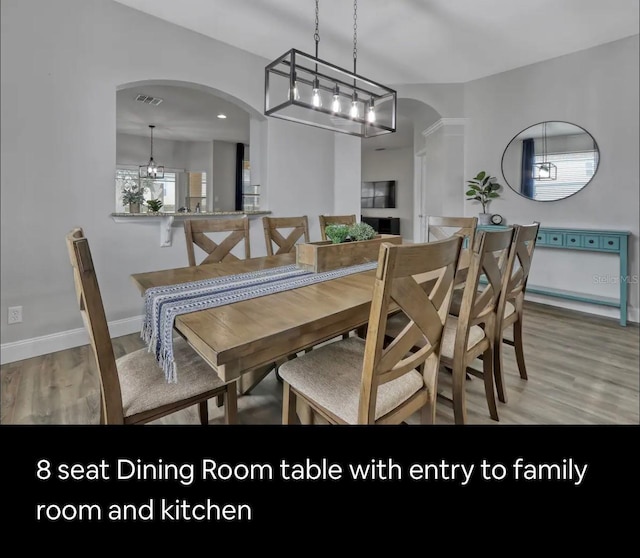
[349,93,359,119]
[312,78,322,108]
[539,164,550,179]
[332,94,341,113]
[288,74,301,101]
[331,85,341,113]
[367,98,376,123]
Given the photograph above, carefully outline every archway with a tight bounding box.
[361,97,441,242]
[115,79,264,214]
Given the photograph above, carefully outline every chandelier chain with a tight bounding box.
[353,0,358,69]
[314,0,320,57]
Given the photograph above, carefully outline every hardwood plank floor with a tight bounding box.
[1,301,638,425]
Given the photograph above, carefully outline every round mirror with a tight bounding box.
[501,121,599,202]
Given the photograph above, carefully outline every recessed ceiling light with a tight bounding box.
[217,114,227,119]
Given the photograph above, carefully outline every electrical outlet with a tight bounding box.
[8,306,22,324]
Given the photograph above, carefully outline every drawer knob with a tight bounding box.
[570,238,576,242]
[538,236,542,240]
[589,239,594,244]
[608,240,614,245]
[553,237,558,241]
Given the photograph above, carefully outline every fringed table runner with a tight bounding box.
[142,261,378,382]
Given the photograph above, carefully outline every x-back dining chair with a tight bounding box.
[386,227,516,424]
[427,216,478,286]
[493,223,540,404]
[440,228,515,423]
[66,228,237,425]
[279,236,463,425]
[319,214,357,240]
[184,216,251,266]
[263,215,310,256]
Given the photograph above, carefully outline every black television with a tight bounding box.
[361,180,396,209]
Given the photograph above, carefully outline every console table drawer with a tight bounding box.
[566,233,581,247]
[602,236,620,251]
[547,233,563,246]
[582,235,599,248]
[536,232,548,245]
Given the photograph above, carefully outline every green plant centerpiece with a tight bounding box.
[324,222,378,244]
[348,221,377,241]
[120,180,146,213]
[146,198,164,213]
[325,224,351,244]
[466,171,501,225]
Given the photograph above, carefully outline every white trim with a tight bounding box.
[0,315,143,365]
[422,117,467,138]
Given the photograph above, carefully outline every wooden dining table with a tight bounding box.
[130,253,383,389]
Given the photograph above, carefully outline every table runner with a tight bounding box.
[142,261,378,382]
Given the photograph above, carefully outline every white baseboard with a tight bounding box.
[1,296,637,366]
[0,315,143,365]
[524,293,639,324]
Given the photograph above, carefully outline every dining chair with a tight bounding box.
[493,223,540,404]
[386,227,516,424]
[319,214,357,240]
[66,228,237,425]
[263,215,310,256]
[427,216,478,285]
[279,235,463,425]
[184,216,250,266]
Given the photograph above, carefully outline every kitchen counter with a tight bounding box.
[111,210,271,246]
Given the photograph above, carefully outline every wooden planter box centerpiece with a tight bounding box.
[296,234,403,273]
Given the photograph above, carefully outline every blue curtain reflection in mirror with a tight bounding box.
[521,138,535,198]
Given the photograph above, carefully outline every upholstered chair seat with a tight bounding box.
[278,337,423,425]
[117,338,226,418]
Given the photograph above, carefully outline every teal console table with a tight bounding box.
[478,225,631,326]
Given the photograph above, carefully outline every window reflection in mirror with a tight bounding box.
[501,121,599,202]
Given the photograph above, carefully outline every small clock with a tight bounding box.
[490,214,504,225]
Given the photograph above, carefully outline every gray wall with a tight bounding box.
[464,35,639,321]
[361,148,414,240]
[0,0,340,349]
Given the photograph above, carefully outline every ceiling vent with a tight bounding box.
[135,94,163,106]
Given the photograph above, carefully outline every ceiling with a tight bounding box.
[116,84,249,142]
[113,0,639,84]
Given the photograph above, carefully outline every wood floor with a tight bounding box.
[1,301,638,425]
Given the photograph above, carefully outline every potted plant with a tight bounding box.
[325,224,351,244]
[324,222,378,244]
[121,181,146,213]
[466,171,501,225]
[146,199,164,213]
[348,222,377,241]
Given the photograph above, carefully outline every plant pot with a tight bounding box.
[478,212,492,225]
[129,202,141,214]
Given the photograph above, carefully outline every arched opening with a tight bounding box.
[361,98,441,242]
[115,80,264,214]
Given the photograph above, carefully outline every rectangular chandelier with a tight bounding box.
[533,161,557,181]
[265,49,397,138]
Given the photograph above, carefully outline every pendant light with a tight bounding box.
[533,121,557,181]
[139,125,164,179]
[265,0,396,138]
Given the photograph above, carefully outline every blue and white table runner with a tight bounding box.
[142,262,378,382]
